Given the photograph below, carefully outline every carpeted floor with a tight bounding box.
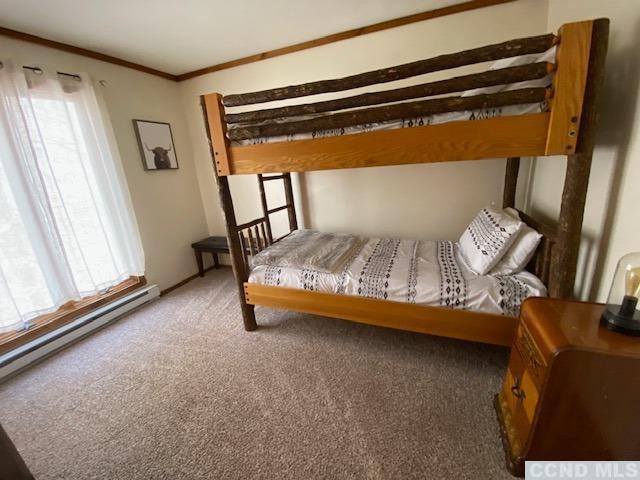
[0,269,514,479]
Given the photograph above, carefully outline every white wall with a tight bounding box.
[527,0,640,301]
[179,0,548,242]
[0,37,210,290]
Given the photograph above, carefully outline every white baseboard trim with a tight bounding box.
[0,284,159,382]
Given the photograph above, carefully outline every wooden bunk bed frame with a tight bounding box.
[201,19,609,347]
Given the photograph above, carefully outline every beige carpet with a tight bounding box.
[0,269,514,479]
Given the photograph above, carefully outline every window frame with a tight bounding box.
[0,276,146,355]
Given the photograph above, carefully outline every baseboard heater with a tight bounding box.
[0,284,160,381]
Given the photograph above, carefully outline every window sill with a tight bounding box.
[0,276,146,356]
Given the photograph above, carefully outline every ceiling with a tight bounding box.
[0,0,467,75]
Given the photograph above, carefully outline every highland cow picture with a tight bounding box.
[133,119,179,170]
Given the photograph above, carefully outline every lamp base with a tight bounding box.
[601,305,640,336]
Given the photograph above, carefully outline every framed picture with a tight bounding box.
[132,119,179,170]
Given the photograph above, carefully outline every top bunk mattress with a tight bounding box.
[230,47,556,146]
[248,230,547,317]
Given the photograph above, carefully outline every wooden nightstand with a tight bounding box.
[495,298,640,476]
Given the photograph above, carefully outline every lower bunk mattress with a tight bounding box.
[248,230,547,317]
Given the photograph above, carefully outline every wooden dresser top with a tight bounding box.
[521,298,640,359]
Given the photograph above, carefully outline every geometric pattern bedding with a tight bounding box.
[249,230,547,317]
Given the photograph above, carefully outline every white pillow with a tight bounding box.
[458,206,523,275]
[503,207,520,219]
[490,209,543,275]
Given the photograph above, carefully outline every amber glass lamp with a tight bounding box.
[602,252,640,335]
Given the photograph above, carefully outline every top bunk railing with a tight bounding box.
[226,87,551,141]
[203,19,601,176]
[224,62,554,125]
[223,32,557,141]
[222,33,557,107]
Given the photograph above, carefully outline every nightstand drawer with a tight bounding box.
[500,346,540,456]
[515,324,546,389]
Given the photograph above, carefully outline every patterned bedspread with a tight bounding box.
[249,230,547,317]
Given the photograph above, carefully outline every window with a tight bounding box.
[0,62,144,339]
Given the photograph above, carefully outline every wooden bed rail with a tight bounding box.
[223,33,556,106]
[223,113,551,175]
[221,31,559,142]
[225,62,554,124]
[244,283,518,346]
[227,87,551,141]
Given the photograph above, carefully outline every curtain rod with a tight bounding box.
[0,61,81,81]
[22,65,81,81]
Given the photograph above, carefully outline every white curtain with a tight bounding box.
[0,61,144,333]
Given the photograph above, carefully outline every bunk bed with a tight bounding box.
[201,19,609,347]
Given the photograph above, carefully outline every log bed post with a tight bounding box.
[502,157,520,209]
[282,173,298,231]
[549,19,609,298]
[202,93,257,330]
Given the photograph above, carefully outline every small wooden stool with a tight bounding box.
[191,236,229,277]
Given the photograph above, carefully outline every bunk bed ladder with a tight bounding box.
[257,173,298,243]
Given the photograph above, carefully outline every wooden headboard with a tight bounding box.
[517,210,558,288]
